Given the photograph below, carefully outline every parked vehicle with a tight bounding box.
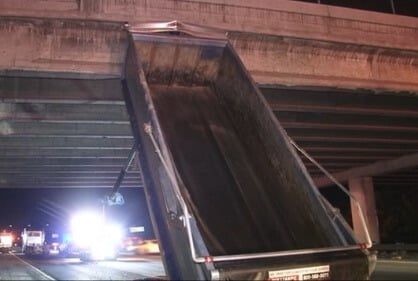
[21,228,45,255]
[43,231,62,256]
[136,239,160,255]
[0,231,13,253]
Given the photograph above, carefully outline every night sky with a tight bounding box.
[0,187,154,239]
[292,0,418,17]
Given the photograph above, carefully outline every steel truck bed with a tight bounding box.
[121,22,372,280]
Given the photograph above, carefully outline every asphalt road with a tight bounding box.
[1,252,418,280]
[0,252,53,280]
[371,259,418,280]
[0,253,166,280]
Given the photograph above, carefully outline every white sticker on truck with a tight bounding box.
[268,265,330,280]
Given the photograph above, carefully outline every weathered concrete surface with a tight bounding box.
[349,177,380,244]
[1,0,418,91]
[0,18,126,78]
[1,0,417,50]
[230,33,418,91]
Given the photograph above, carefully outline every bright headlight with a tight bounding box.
[104,224,122,244]
[91,243,117,260]
[70,210,123,259]
[70,210,103,247]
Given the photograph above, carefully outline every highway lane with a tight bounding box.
[2,252,418,280]
[371,259,418,280]
[0,253,54,280]
[2,253,166,280]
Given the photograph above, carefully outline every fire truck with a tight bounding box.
[0,231,13,253]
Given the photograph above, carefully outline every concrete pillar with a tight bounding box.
[349,177,380,244]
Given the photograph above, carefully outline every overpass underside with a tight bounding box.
[0,0,418,244]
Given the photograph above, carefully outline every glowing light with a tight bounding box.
[70,210,122,260]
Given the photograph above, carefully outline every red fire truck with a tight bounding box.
[0,231,13,253]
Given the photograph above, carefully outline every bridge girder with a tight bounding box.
[0,1,418,191]
[0,0,417,91]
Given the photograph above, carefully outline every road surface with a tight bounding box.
[1,252,418,280]
[0,252,166,280]
[371,259,418,280]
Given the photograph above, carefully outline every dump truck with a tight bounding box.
[121,21,375,280]
[21,228,45,255]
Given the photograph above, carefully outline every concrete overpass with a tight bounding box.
[1,0,418,243]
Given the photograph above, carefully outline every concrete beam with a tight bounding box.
[349,177,380,244]
[0,102,129,122]
[0,174,141,180]
[1,0,417,51]
[0,77,123,102]
[1,0,418,91]
[0,167,139,173]
[262,87,418,118]
[277,111,418,131]
[230,33,418,91]
[0,181,144,190]
[0,177,141,186]
[0,121,132,136]
[313,153,418,187]
[287,128,418,144]
[0,148,132,158]
[0,136,133,148]
[0,157,129,167]
[0,18,126,78]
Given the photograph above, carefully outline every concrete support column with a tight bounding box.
[349,177,380,244]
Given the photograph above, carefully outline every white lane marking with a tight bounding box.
[10,253,56,281]
[378,259,418,265]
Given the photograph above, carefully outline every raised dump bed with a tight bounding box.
[122,22,372,280]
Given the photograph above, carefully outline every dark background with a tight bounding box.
[321,186,418,244]
[0,187,154,239]
[291,0,418,17]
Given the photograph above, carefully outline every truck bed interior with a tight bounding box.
[123,31,370,280]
